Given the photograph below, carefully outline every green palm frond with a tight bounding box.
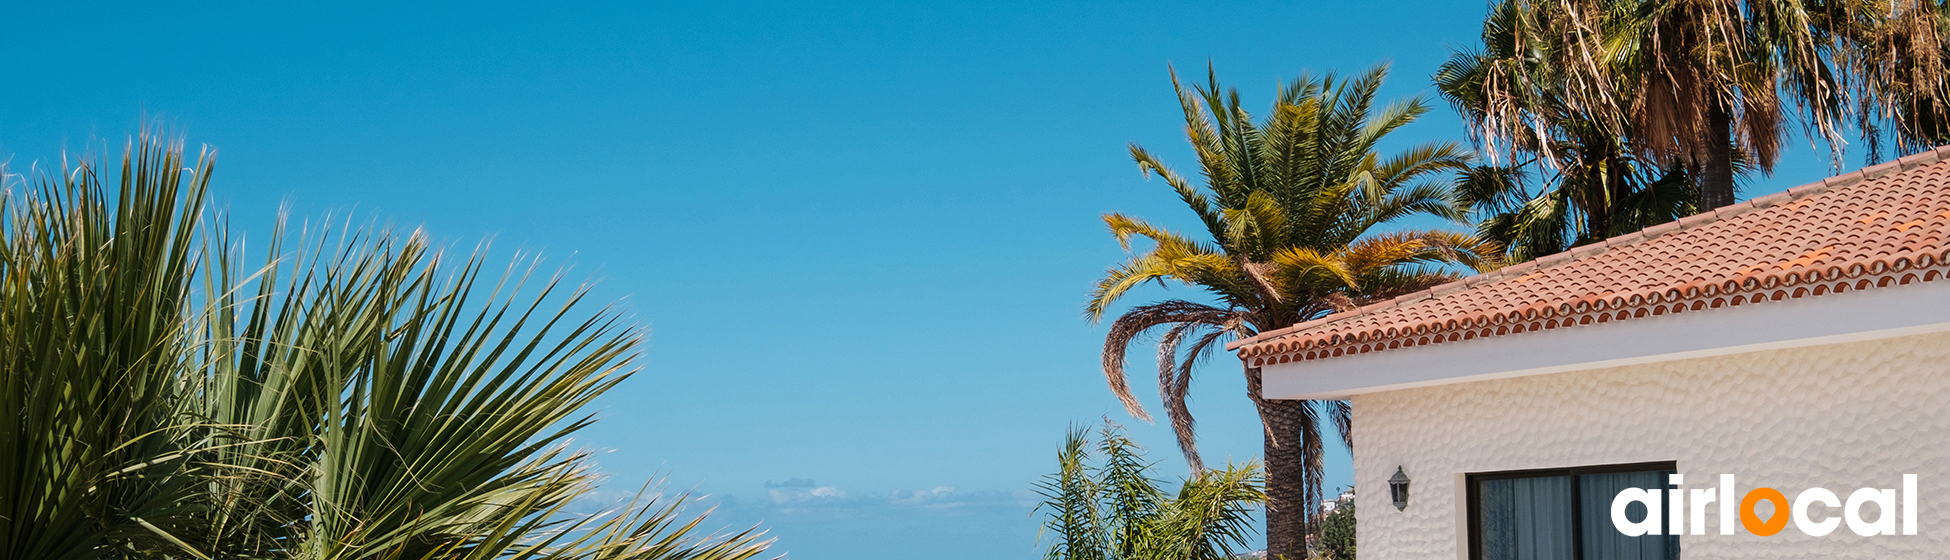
[1036,424,1264,560]
[1092,65,1490,545]
[1371,141,1472,189]
[296,244,639,560]
[0,134,769,560]
[1266,246,1358,296]
[1369,179,1469,226]
[1152,463,1265,560]
[1085,247,1244,324]
[1101,213,1216,255]
[460,478,775,560]
[1132,146,1229,244]
[1036,425,1106,560]
[0,136,213,560]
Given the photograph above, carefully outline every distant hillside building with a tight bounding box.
[1320,488,1355,515]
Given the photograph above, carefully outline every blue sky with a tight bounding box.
[0,2,1858,558]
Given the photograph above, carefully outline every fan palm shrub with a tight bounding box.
[1035,423,1264,560]
[0,134,772,560]
[1087,66,1497,559]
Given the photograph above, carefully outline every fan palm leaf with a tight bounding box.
[0,134,773,560]
[0,137,212,560]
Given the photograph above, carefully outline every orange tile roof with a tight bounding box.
[1228,146,1950,368]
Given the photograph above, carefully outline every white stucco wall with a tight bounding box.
[1352,329,1950,559]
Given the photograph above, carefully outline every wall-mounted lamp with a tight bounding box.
[1388,466,1410,511]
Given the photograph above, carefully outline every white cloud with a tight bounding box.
[767,485,848,504]
[734,479,1036,520]
[888,486,955,506]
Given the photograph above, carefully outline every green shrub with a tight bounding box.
[1315,495,1355,560]
[1036,422,1265,560]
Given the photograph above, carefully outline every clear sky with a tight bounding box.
[0,2,1856,558]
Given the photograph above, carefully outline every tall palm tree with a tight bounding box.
[1439,0,1702,262]
[1087,66,1496,558]
[0,134,774,560]
[1457,0,1853,210]
[1619,0,1857,208]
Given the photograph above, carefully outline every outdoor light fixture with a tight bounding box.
[1388,466,1410,511]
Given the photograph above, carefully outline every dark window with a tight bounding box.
[1467,462,1679,560]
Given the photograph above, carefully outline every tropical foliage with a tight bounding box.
[1087,65,1497,559]
[0,135,772,560]
[1443,0,1950,212]
[1437,0,1703,262]
[1035,423,1264,560]
[1312,496,1354,560]
[1438,0,1853,210]
[1855,0,1950,155]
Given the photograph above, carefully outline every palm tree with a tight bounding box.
[1853,0,1950,159]
[1618,0,1856,208]
[0,134,774,560]
[1035,423,1264,560]
[1455,0,1852,210]
[1438,0,1702,262]
[1086,66,1497,559]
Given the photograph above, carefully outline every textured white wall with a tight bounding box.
[1352,330,1950,559]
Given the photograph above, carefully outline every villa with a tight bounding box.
[1228,148,1950,558]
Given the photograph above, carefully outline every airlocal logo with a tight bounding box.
[1611,474,1918,537]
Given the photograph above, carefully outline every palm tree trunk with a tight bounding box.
[1248,365,1314,559]
[1259,398,1314,559]
[1701,103,1736,209]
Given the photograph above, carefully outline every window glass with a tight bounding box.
[1479,476,1574,560]
[1469,464,1678,560]
[1579,471,1679,560]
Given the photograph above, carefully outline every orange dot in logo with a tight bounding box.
[1741,488,1790,536]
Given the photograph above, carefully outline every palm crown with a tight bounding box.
[1437,0,1704,262]
[1085,65,1497,555]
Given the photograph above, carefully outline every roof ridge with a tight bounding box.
[1225,146,1950,351]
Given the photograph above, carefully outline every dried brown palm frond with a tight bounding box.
[1454,0,1854,210]
[1854,0,1950,158]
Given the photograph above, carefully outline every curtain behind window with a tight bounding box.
[1578,471,1679,560]
[1480,476,1574,560]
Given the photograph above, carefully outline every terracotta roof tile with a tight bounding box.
[1229,147,1950,367]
